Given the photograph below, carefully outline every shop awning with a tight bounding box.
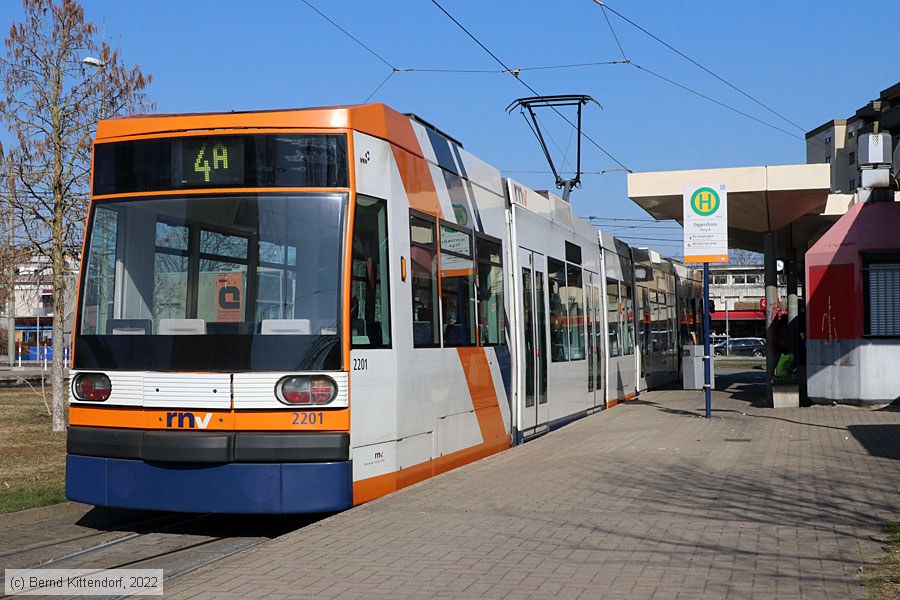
[709,310,765,320]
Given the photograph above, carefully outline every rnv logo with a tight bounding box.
[166,412,213,429]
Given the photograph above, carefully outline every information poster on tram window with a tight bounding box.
[683,183,729,264]
[216,273,243,322]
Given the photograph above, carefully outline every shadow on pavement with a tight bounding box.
[848,424,900,460]
[75,506,325,537]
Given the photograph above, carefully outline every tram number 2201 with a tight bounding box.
[292,412,324,425]
[352,358,368,371]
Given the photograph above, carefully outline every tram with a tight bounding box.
[66,104,702,513]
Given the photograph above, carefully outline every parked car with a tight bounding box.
[713,337,766,357]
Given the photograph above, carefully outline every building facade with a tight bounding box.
[708,264,790,341]
[804,82,900,405]
[0,256,76,364]
[806,81,900,194]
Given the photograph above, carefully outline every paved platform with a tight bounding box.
[167,368,900,599]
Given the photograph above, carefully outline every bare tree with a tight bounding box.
[0,145,32,365]
[729,248,763,266]
[0,0,152,431]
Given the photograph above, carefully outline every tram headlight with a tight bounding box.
[72,373,112,401]
[276,375,337,406]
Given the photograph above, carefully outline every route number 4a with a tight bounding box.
[194,143,229,182]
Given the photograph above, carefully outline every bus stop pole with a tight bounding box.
[704,262,711,419]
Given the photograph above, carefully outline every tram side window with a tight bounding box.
[153,221,190,324]
[548,258,569,361]
[666,294,678,352]
[410,215,439,347]
[640,286,651,357]
[197,230,250,326]
[607,279,621,358]
[566,264,585,360]
[622,283,634,356]
[476,236,504,346]
[80,206,119,335]
[351,197,391,348]
[256,240,297,322]
[651,291,661,352]
[440,223,476,347]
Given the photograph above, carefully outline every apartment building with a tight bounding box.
[805,81,900,194]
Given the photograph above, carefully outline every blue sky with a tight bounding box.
[1,0,896,256]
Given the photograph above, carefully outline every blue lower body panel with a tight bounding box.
[66,455,353,513]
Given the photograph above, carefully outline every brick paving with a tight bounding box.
[166,368,900,599]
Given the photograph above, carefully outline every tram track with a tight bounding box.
[0,507,322,598]
[0,512,198,563]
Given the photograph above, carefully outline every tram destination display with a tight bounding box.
[93,133,348,195]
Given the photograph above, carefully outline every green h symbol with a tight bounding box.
[691,187,719,216]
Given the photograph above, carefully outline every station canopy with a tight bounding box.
[626,164,833,254]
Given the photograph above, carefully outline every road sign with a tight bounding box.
[683,184,728,263]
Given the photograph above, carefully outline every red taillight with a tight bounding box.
[73,373,112,401]
[283,384,311,405]
[311,385,333,404]
[277,375,336,406]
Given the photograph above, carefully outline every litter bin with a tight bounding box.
[771,353,799,408]
[683,345,714,390]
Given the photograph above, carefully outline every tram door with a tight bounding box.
[518,248,548,435]
[585,273,604,408]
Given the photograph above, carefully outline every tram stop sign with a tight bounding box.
[683,184,728,263]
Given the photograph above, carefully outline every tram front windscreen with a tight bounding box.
[75,192,347,372]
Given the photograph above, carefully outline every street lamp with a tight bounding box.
[81,56,105,68]
[81,56,107,119]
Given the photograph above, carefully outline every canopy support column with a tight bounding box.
[764,232,778,405]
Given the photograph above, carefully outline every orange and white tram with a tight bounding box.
[66,104,701,513]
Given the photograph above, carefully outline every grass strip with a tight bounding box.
[0,385,67,514]
[861,522,900,599]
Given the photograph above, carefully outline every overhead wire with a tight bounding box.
[612,236,684,242]
[599,3,628,61]
[503,169,636,177]
[592,0,807,133]
[429,0,631,173]
[591,221,676,227]
[631,64,801,140]
[298,0,399,103]
[299,1,630,106]
[580,215,673,223]
[301,0,841,198]
[363,70,397,104]
[299,0,394,69]
[532,110,578,176]
[398,60,629,74]
[592,1,846,157]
